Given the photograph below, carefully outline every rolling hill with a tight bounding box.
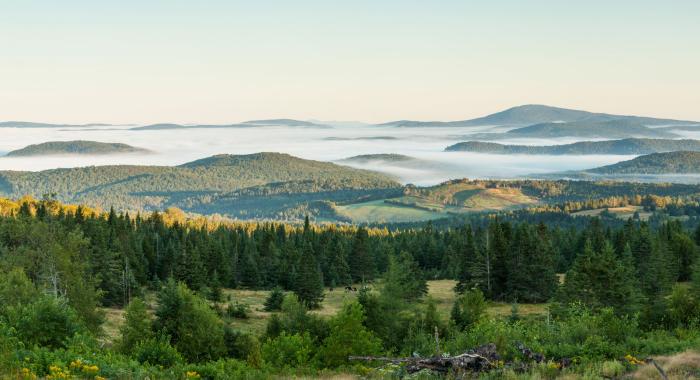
[4,141,150,157]
[465,119,679,140]
[378,104,698,128]
[0,152,401,218]
[0,121,113,128]
[587,151,700,174]
[445,138,700,155]
[131,119,328,130]
[337,154,418,164]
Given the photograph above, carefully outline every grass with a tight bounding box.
[334,200,445,223]
[101,280,550,344]
[571,205,652,221]
[338,182,538,223]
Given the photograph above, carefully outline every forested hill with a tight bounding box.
[4,140,150,156]
[0,152,400,214]
[338,154,418,163]
[377,104,698,128]
[467,119,678,140]
[445,138,700,155]
[588,151,700,174]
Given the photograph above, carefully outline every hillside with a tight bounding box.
[464,119,679,140]
[445,138,700,155]
[337,153,418,163]
[4,140,150,156]
[588,151,700,174]
[0,121,112,128]
[131,119,328,130]
[0,152,400,218]
[378,104,698,128]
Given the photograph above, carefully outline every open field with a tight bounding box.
[103,280,549,344]
[572,205,652,220]
[334,199,446,223]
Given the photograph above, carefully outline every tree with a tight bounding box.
[154,279,226,362]
[318,301,382,367]
[382,251,427,302]
[451,289,487,330]
[264,287,286,312]
[555,241,642,316]
[294,243,324,309]
[349,227,375,282]
[117,298,153,354]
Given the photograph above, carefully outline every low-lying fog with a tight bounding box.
[1,124,696,186]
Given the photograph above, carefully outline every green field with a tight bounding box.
[334,199,446,223]
[334,181,539,223]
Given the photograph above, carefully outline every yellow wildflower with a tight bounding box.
[186,371,201,379]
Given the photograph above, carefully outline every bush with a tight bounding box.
[6,295,84,349]
[132,335,183,368]
[264,288,285,312]
[318,301,382,367]
[261,332,314,369]
[226,302,249,319]
[117,297,153,354]
[451,289,487,330]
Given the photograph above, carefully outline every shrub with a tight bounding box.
[264,288,285,312]
[6,295,83,349]
[318,301,382,367]
[225,302,249,319]
[261,332,314,369]
[117,298,153,354]
[133,335,183,368]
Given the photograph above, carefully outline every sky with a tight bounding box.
[1,0,699,124]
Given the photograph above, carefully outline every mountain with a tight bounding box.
[445,138,700,155]
[465,119,679,140]
[587,151,700,174]
[130,123,252,130]
[4,141,150,157]
[338,154,418,164]
[243,119,328,127]
[131,119,329,130]
[378,104,698,128]
[0,121,112,128]
[0,152,400,219]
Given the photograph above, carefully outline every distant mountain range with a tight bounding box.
[130,119,330,130]
[0,121,114,128]
[378,104,699,128]
[445,138,700,155]
[4,141,150,157]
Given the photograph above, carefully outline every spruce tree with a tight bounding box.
[294,243,324,309]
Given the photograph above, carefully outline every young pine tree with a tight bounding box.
[293,243,324,309]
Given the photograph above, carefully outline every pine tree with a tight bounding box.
[294,243,324,309]
[117,298,153,354]
[382,251,427,302]
[555,241,642,316]
[454,226,476,294]
[349,227,375,282]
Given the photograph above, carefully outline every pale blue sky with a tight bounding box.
[1,1,698,124]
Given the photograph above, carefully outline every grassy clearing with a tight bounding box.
[102,280,549,344]
[335,200,445,223]
[571,205,652,220]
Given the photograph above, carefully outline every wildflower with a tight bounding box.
[186,371,201,378]
[95,376,107,380]
[625,354,645,365]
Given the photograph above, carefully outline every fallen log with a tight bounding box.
[349,343,499,374]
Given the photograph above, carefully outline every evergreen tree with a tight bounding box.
[294,243,324,309]
[349,227,375,282]
[382,251,427,302]
[117,298,153,354]
[555,241,642,316]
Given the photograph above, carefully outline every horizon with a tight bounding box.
[2,103,699,126]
